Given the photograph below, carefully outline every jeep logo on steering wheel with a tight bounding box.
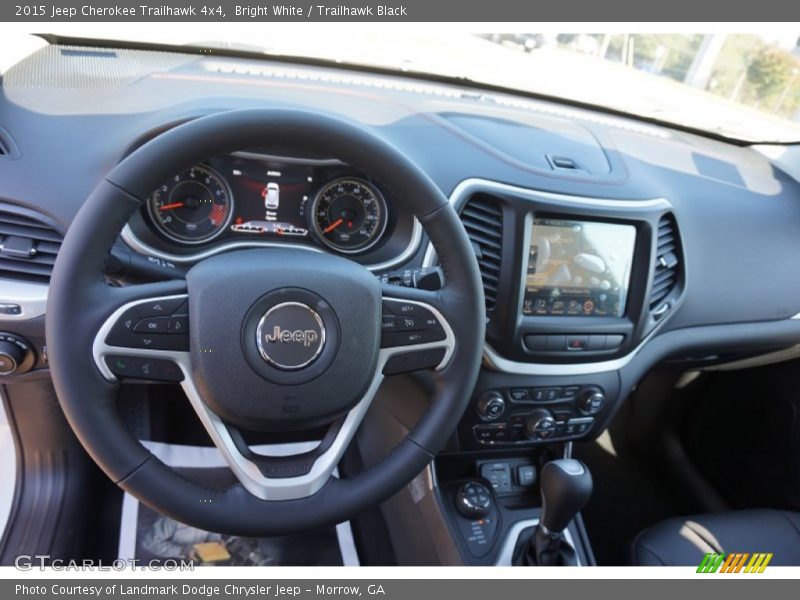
[256,302,326,370]
[265,326,319,347]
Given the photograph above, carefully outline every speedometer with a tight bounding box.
[147,165,233,245]
[311,178,388,253]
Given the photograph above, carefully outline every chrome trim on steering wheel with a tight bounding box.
[92,293,454,501]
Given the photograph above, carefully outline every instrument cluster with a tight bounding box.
[137,152,395,256]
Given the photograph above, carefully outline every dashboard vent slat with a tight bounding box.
[649,213,682,314]
[0,205,63,284]
[459,196,503,310]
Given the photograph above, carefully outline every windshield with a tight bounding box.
[12,29,800,143]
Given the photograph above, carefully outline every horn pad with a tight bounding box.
[185,248,381,431]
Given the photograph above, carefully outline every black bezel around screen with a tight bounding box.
[492,200,658,365]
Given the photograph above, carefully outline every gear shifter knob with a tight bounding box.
[539,459,592,534]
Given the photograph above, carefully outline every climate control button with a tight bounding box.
[525,408,557,441]
[476,391,506,421]
[579,388,606,415]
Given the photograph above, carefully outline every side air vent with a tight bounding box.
[649,213,682,315]
[459,195,503,310]
[0,205,63,284]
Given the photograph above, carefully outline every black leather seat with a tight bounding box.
[632,509,800,566]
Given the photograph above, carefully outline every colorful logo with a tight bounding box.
[697,553,773,573]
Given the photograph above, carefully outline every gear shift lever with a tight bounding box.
[540,458,593,535]
[513,458,592,566]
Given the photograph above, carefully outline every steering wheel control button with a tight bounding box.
[382,347,445,375]
[137,298,185,317]
[167,316,188,333]
[105,354,184,382]
[154,359,184,382]
[380,299,446,348]
[133,317,168,333]
[105,306,142,346]
[105,355,136,378]
[256,302,326,370]
[397,316,424,331]
[106,296,190,351]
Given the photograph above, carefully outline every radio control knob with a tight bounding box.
[526,409,556,441]
[579,389,606,415]
[0,340,26,376]
[476,391,506,421]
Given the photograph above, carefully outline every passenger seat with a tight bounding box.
[631,509,800,566]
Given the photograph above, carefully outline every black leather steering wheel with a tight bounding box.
[46,109,485,535]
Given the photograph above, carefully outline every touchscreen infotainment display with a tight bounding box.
[522,218,636,318]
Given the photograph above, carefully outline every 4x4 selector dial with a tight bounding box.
[476,391,506,421]
[526,408,556,441]
[455,481,493,519]
[579,388,606,415]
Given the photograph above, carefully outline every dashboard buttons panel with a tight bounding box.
[523,333,625,353]
[471,384,604,446]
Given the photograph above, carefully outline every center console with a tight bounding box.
[425,179,686,566]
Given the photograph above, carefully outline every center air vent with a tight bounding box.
[459,195,503,310]
[649,213,682,315]
[0,205,63,284]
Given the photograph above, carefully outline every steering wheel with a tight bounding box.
[46,109,485,535]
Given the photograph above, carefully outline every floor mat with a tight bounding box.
[118,441,359,566]
[573,432,692,566]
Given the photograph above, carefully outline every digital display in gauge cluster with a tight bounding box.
[145,154,389,254]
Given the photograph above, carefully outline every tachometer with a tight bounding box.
[147,165,233,245]
[311,178,388,253]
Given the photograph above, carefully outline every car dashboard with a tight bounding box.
[2,39,800,565]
